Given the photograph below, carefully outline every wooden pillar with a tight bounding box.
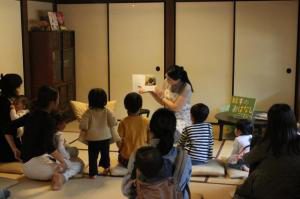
[53,0,58,12]
[295,1,300,120]
[20,0,31,97]
[164,0,175,71]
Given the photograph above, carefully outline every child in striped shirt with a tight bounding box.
[178,103,213,165]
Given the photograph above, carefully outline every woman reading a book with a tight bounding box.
[141,65,193,142]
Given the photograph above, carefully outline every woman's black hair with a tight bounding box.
[150,108,176,155]
[36,86,58,109]
[88,88,107,109]
[0,74,22,98]
[264,104,300,157]
[167,65,193,92]
[236,119,253,136]
[124,92,142,114]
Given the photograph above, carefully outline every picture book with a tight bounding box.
[48,12,59,31]
[132,74,156,92]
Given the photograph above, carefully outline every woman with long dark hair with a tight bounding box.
[5,86,81,190]
[234,104,300,198]
[0,73,23,162]
[142,65,193,141]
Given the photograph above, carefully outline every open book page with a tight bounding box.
[132,74,156,92]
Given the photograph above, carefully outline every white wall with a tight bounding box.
[28,1,53,21]
[58,4,108,102]
[0,0,24,92]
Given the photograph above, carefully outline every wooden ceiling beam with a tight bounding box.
[57,0,163,3]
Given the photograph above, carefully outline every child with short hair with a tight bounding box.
[227,119,253,171]
[178,103,213,165]
[80,88,121,178]
[128,146,173,198]
[135,146,172,181]
[10,95,29,138]
[118,92,149,167]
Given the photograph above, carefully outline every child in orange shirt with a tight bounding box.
[118,92,150,167]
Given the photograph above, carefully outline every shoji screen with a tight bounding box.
[176,2,233,121]
[109,3,164,119]
[234,1,298,110]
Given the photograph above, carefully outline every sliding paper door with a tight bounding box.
[109,3,164,119]
[234,1,298,110]
[176,2,233,121]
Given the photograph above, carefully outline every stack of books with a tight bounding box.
[253,112,267,120]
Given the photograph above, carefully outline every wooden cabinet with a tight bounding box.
[29,31,76,113]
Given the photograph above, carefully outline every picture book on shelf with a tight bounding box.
[56,12,67,30]
[48,12,59,31]
[132,74,156,92]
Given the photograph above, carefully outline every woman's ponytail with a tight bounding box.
[180,68,193,92]
[150,108,176,155]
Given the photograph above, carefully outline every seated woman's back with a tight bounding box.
[235,104,300,199]
[245,139,300,199]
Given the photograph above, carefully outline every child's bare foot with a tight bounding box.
[241,165,249,172]
[89,175,96,179]
[52,173,65,191]
[102,168,111,176]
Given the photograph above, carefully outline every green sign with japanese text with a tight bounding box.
[229,96,256,119]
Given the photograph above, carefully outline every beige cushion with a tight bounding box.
[111,164,128,177]
[70,100,116,120]
[227,167,248,179]
[192,159,225,176]
[0,162,23,174]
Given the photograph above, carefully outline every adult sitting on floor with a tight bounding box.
[234,104,300,199]
[0,74,23,163]
[5,86,81,190]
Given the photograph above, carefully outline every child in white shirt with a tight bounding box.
[10,95,29,138]
[227,119,253,171]
[53,112,84,174]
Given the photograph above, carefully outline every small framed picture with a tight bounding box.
[48,12,59,31]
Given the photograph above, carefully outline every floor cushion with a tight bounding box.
[70,100,116,120]
[110,165,128,177]
[226,167,248,179]
[0,162,23,174]
[192,159,225,177]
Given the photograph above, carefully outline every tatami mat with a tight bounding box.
[212,140,222,157]
[0,177,19,189]
[63,133,78,144]
[64,120,80,133]
[69,140,119,152]
[218,140,234,160]
[190,182,236,199]
[8,177,125,199]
